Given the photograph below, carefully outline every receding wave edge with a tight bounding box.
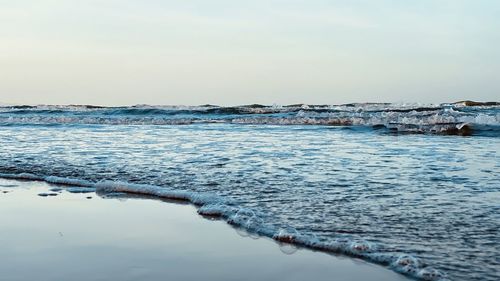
[0,172,450,281]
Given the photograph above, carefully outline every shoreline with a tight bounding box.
[0,178,409,281]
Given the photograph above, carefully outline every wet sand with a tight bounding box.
[0,179,409,281]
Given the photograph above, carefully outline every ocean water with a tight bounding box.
[0,103,499,281]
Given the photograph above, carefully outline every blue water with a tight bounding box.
[0,103,499,281]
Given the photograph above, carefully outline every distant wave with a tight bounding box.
[0,102,499,136]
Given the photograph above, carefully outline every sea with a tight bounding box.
[0,102,499,281]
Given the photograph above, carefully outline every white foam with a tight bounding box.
[0,172,43,181]
[0,172,451,281]
[45,176,93,187]
[418,267,450,281]
[65,187,96,193]
[0,173,97,193]
[94,181,222,205]
[197,203,236,217]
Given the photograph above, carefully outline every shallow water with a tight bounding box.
[0,179,408,281]
[0,104,499,281]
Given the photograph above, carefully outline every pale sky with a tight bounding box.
[0,0,499,106]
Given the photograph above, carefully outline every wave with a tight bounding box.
[1,102,497,115]
[0,172,449,281]
[0,102,498,136]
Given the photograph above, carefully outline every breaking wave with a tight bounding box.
[1,102,499,136]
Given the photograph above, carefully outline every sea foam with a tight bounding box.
[0,172,450,281]
[1,103,498,136]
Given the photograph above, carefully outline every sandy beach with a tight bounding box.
[0,178,409,281]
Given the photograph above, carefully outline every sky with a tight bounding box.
[0,0,499,106]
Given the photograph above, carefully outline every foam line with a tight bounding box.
[0,172,450,281]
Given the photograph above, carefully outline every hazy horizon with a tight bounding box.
[1,99,499,107]
[1,1,499,106]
